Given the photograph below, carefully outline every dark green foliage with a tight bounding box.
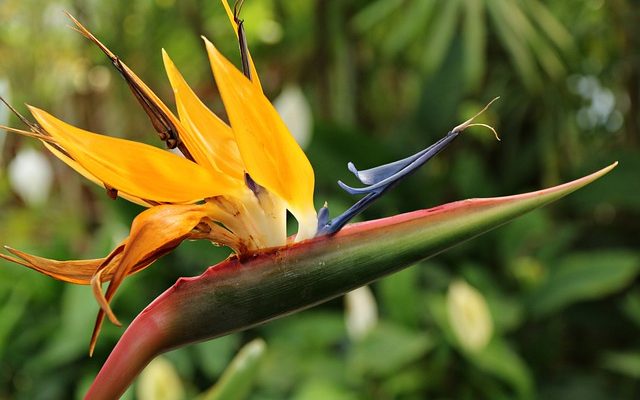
[0,0,638,399]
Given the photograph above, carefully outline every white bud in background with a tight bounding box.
[447,280,493,353]
[345,285,378,341]
[137,356,185,400]
[8,148,53,207]
[257,19,283,44]
[274,85,313,149]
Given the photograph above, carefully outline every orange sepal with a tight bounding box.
[89,203,211,354]
[162,50,244,181]
[30,106,237,203]
[204,40,317,239]
[0,246,122,285]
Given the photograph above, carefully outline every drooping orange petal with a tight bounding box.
[162,50,244,180]
[30,106,238,203]
[0,247,119,285]
[90,203,211,353]
[220,0,262,91]
[0,242,157,285]
[204,39,318,239]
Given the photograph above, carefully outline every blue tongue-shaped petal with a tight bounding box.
[339,132,458,195]
[347,149,427,186]
[318,97,501,236]
[318,130,459,235]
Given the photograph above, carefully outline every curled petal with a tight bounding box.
[1,202,240,354]
[90,203,214,354]
[29,107,237,203]
[205,40,317,239]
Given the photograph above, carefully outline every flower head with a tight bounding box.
[1,1,319,353]
[0,0,494,354]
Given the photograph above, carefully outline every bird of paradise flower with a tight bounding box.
[0,1,328,352]
[0,1,615,379]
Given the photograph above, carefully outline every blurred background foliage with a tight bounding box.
[0,0,638,399]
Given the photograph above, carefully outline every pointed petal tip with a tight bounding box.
[201,35,213,46]
[160,48,171,65]
[160,50,176,77]
[26,104,45,119]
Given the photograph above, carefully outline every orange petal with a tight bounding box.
[43,142,153,207]
[162,50,244,181]
[0,121,153,206]
[0,246,119,285]
[29,106,238,203]
[90,203,210,353]
[0,242,157,286]
[220,0,263,91]
[204,40,317,239]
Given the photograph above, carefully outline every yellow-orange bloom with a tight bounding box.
[0,1,316,354]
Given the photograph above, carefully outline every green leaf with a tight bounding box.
[351,0,403,33]
[462,0,486,90]
[256,312,347,393]
[85,164,616,399]
[0,281,30,360]
[292,378,357,400]
[621,290,640,329]
[378,267,422,327]
[486,0,541,90]
[527,250,640,317]
[192,334,240,379]
[468,338,534,400]
[602,351,640,379]
[348,322,434,378]
[381,0,436,57]
[521,0,575,54]
[199,339,266,400]
[35,285,96,367]
[421,0,461,75]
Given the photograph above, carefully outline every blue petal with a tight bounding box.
[347,149,430,186]
[338,132,458,195]
[318,130,459,236]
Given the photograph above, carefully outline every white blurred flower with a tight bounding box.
[345,285,378,341]
[447,280,493,353]
[257,19,283,44]
[137,356,185,400]
[8,148,53,207]
[87,65,112,92]
[274,85,313,149]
